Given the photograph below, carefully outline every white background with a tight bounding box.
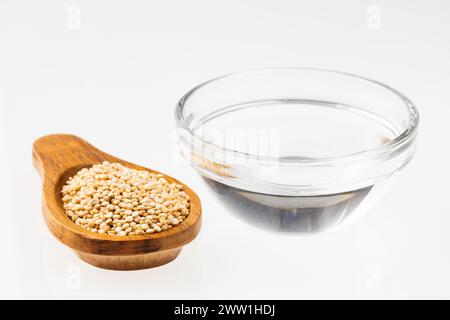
[1,0,449,299]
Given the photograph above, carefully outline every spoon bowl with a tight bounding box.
[33,134,202,270]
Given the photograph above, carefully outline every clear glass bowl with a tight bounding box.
[175,68,419,233]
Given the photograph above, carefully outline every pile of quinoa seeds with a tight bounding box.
[61,161,190,236]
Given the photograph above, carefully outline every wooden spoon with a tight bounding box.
[32,134,202,270]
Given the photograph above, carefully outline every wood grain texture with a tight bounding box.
[32,134,202,270]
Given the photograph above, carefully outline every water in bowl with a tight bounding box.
[195,99,397,160]
[194,99,397,233]
[206,178,389,233]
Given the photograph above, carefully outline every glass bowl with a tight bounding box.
[175,68,419,233]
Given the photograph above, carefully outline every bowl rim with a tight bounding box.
[175,67,419,165]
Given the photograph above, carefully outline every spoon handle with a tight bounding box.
[32,134,110,185]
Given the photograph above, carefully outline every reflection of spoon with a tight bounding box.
[33,134,202,270]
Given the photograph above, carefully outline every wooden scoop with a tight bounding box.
[32,134,202,270]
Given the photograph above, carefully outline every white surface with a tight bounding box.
[0,0,449,299]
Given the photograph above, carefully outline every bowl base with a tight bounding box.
[76,248,183,270]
